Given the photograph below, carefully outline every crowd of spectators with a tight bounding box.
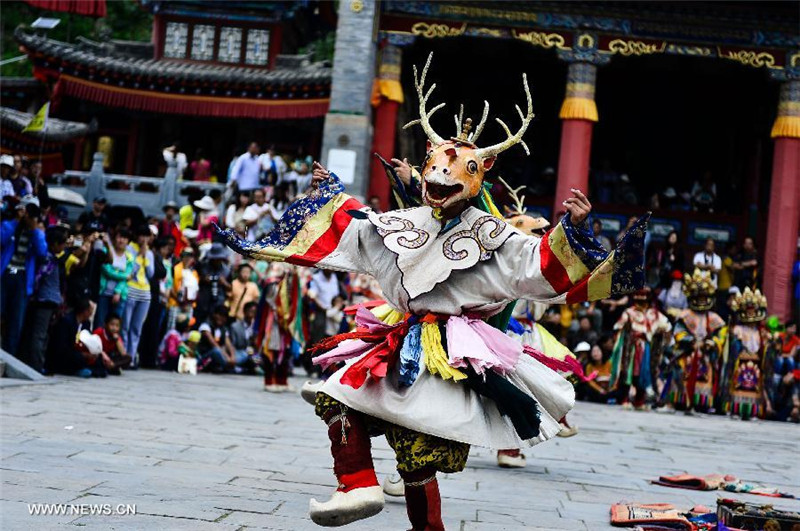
[1,145,797,418]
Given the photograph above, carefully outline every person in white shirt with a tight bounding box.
[228,142,262,192]
[242,188,277,241]
[163,143,188,178]
[259,145,288,185]
[692,238,722,288]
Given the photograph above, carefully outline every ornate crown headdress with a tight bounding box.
[730,287,768,323]
[682,269,716,297]
[403,52,534,157]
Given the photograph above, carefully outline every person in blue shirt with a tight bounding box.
[1,196,47,356]
[18,225,68,372]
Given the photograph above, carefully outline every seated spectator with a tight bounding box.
[158,313,192,372]
[230,301,259,373]
[76,196,110,234]
[568,316,599,351]
[18,225,68,372]
[45,298,106,377]
[573,341,592,366]
[658,270,688,318]
[94,230,133,329]
[592,219,612,251]
[228,263,260,321]
[197,305,236,373]
[93,314,133,375]
[1,196,47,356]
[581,345,613,403]
[766,323,799,422]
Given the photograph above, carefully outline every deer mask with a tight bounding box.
[404,53,534,213]
[498,177,550,237]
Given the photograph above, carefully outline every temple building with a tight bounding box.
[14,0,334,176]
[318,0,798,320]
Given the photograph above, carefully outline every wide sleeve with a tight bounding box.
[216,173,374,275]
[499,214,648,304]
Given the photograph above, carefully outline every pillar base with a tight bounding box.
[321,113,373,202]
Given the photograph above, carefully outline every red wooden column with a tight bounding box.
[368,45,403,211]
[552,60,601,219]
[763,79,800,321]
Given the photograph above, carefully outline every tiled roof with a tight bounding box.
[16,27,332,87]
[0,106,93,142]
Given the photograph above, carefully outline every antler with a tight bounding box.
[469,100,489,143]
[402,52,446,145]
[453,104,464,137]
[474,73,534,159]
[498,176,526,216]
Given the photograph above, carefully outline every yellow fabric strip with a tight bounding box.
[421,322,466,381]
[559,97,599,122]
[482,188,504,219]
[548,223,591,285]
[370,304,405,325]
[771,116,800,139]
[535,323,575,362]
[586,251,615,301]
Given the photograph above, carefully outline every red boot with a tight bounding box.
[309,408,384,526]
[400,467,445,531]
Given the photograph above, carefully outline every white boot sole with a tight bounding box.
[309,486,384,527]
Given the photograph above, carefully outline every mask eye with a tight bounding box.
[467,160,478,174]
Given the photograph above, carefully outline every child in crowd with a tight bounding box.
[159,314,192,372]
[168,248,199,329]
[93,313,133,375]
[178,330,201,375]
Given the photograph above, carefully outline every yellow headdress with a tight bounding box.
[730,287,767,323]
[683,268,716,311]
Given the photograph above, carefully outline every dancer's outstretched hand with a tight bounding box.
[391,157,413,186]
[311,161,330,189]
[562,188,591,225]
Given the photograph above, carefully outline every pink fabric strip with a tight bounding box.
[445,316,522,375]
[522,345,595,382]
[311,307,403,369]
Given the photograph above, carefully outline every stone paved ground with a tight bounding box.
[1,371,798,530]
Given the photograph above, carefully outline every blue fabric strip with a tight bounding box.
[560,214,609,271]
[398,323,423,387]
[609,214,650,296]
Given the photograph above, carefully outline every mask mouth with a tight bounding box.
[424,181,464,205]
